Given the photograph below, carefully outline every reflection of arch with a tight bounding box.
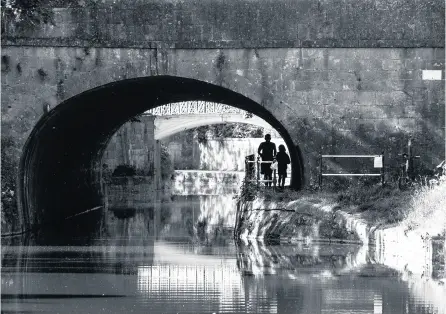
[19,76,304,229]
[154,113,273,140]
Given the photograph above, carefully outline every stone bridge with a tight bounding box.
[1,0,444,232]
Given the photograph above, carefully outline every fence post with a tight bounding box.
[381,151,385,186]
[407,137,414,180]
[319,152,323,189]
[256,155,260,187]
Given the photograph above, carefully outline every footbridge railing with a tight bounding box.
[146,101,247,116]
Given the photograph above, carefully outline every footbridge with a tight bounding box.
[149,102,274,140]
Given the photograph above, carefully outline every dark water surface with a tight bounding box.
[1,196,444,314]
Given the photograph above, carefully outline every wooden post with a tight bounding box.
[245,156,248,180]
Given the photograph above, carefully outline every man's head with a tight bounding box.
[265,134,271,142]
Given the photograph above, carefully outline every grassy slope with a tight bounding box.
[241,178,443,229]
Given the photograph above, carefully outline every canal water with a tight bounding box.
[1,192,445,313]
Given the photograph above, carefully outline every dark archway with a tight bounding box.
[19,76,305,229]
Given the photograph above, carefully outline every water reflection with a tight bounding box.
[2,199,445,313]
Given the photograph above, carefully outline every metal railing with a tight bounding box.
[146,101,246,116]
[245,154,277,189]
[319,152,385,188]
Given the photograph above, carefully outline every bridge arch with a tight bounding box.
[19,76,305,229]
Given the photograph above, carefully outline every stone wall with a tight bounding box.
[102,115,156,173]
[105,176,156,210]
[2,46,444,185]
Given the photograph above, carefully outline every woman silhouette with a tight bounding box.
[276,144,290,188]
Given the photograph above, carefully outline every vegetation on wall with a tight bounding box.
[1,135,19,230]
[160,142,174,180]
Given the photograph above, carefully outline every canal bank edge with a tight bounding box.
[235,198,445,278]
[235,200,444,255]
[234,199,362,244]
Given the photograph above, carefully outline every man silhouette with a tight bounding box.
[258,134,276,186]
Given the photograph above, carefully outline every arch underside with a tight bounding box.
[154,113,274,140]
[19,76,305,229]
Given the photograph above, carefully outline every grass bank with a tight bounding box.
[238,176,445,236]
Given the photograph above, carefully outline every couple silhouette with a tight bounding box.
[257,134,290,188]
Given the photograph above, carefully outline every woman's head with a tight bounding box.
[279,144,286,152]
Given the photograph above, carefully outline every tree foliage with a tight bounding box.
[1,0,54,33]
[195,123,264,143]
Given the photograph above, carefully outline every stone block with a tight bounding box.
[397,118,418,133]
[52,8,74,25]
[293,80,311,91]
[315,91,338,106]
[375,91,412,107]
[401,105,422,118]
[309,79,336,91]
[411,88,429,102]
[382,59,404,71]
[326,56,342,71]
[297,24,310,40]
[403,59,425,70]
[406,69,422,80]
[434,48,445,60]
[415,48,436,60]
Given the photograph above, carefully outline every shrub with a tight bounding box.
[403,176,446,236]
